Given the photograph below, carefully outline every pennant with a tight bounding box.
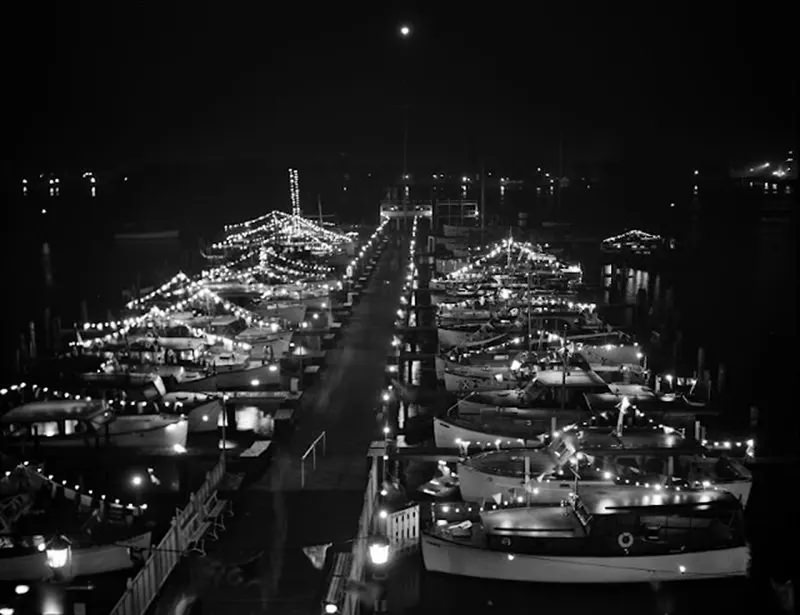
[302,543,332,570]
[491,493,502,505]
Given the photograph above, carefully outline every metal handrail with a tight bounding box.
[300,430,327,487]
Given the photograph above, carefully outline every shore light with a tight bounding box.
[46,535,72,570]
[368,536,391,566]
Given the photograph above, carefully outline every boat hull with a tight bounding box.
[433,417,540,449]
[0,536,148,581]
[108,415,189,448]
[422,534,749,583]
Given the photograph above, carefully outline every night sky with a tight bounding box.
[5,2,796,177]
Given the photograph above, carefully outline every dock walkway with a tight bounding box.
[149,239,406,615]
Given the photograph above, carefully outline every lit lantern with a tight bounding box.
[368,536,390,566]
[46,535,72,570]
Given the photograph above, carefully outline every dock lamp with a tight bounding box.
[46,535,72,575]
[368,536,391,567]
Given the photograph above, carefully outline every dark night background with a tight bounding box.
[4,3,795,184]
[0,4,798,612]
[0,2,796,376]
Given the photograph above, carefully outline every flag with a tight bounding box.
[491,493,502,505]
[302,543,332,570]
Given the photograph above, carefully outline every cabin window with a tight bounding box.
[36,421,60,437]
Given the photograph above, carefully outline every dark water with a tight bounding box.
[398,192,798,614]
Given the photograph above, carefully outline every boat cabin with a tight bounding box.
[479,489,745,556]
[0,400,113,447]
[522,369,611,406]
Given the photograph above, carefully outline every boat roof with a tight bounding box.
[466,448,554,476]
[584,392,700,411]
[531,369,608,388]
[561,426,687,450]
[1,400,108,423]
[211,315,240,326]
[443,416,539,441]
[482,506,584,537]
[578,487,740,514]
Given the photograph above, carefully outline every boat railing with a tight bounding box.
[300,430,327,488]
[339,452,381,615]
[107,453,226,615]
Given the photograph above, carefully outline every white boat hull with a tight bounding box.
[422,534,749,582]
[0,540,143,581]
[108,415,189,449]
[163,393,223,433]
[433,417,540,449]
[436,355,515,381]
[457,462,752,507]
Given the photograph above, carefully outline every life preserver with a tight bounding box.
[617,532,634,549]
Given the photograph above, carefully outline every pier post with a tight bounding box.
[696,346,705,381]
[28,321,37,360]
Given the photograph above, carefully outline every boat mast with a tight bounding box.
[560,324,568,412]
[614,396,629,437]
[524,454,531,487]
[527,272,532,352]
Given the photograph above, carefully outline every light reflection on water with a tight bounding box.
[394,553,754,615]
[600,261,673,328]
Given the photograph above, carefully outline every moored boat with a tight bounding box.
[422,489,749,583]
[456,422,753,505]
[0,400,188,452]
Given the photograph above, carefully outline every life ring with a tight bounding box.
[617,532,634,550]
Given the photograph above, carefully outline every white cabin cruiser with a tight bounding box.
[0,400,188,451]
[422,489,749,583]
[456,423,752,505]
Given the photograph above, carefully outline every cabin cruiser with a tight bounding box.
[422,489,748,583]
[456,368,612,415]
[435,347,531,381]
[456,421,752,505]
[444,367,532,393]
[0,399,188,452]
[433,414,550,450]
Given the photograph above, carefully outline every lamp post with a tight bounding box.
[368,535,391,568]
[367,535,391,613]
[46,535,73,581]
